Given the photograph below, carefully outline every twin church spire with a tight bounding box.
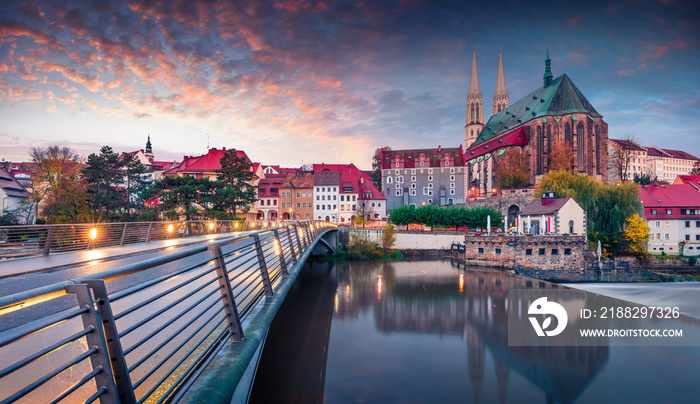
[464,49,509,149]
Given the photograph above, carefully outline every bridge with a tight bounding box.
[0,220,337,404]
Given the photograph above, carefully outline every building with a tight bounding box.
[607,138,647,183]
[280,171,314,221]
[313,165,340,222]
[520,192,587,235]
[162,147,262,220]
[639,181,700,256]
[380,146,466,211]
[645,147,699,183]
[256,176,284,221]
[0,167,35,224]
[465,49,609,193]
[340,165,386,223]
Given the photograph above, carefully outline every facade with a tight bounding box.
[313,165,340,222]
[639,181,700,256]
[340,166,386,223]
[279,171,314,221]
[381,146,466,211]
[0,167,35,224]
[465,49,609,194]
[607,139,647,183]
[645,147,699,183]
[520,193,587,235]
[256,176,284,220]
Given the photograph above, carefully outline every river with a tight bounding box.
[250,259,700,404]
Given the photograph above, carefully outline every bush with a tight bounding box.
[689,256,697,267]
[347,233,382,260]
[382,223,396,252]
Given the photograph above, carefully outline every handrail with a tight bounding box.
[0,220,337,404]
[0,219,298,260]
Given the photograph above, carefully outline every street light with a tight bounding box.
[88,227,97,249]
[167,224,174,239]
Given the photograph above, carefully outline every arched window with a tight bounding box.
[442,153,453,167]
[418,152,427,168]
[471,106,475,121]
[476,105,479,122]
[392,155,403,168]
[546,125,552,155]
[595,125,601,174]
[564,122,572,146]
[576,122,585,172]
[536,126,543,174]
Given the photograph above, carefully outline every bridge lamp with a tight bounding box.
[209,222,214,230]
[168,224,174,233]
[89,227,98,240]
[235,222,239,229]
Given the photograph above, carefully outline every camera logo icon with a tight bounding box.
[528,297,568,337]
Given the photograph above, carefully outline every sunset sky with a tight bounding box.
[1,0,698,169]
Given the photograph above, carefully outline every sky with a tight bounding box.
[0,0,698,170]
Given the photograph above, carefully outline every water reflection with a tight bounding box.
[252,259,700,404]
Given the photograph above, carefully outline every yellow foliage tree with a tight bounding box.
[623,213,650,257]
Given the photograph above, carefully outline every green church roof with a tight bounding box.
[469,73,602,149]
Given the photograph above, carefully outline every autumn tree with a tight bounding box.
[41,177,91,224]
[214,150,258,218]
[370,146,391,189]
[83,146,125,221]
[623,213,650,259]
[610,134,641,182]
[29,145,82,219]
[495,148,529,189]
[548,142,575,172]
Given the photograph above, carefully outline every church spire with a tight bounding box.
[492,49,509,116]
[465,49,484,149]
[543,46,553,87]
[145,133,153,157]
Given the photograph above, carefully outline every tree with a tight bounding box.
[610,134,640,182]
[354,201,376,227]
[535,170,641,254]
[143,176,212,221]
[214,150,258,218]
[548,142,575,172]
[120,153,151,212]
[381,223,396,252]
[370,146,391,190]
[495,148,529,189]
[623,213,650,258]
[29,145,82,219]
[691,160,700,175]
[41,177,91,223]
[83,146,125,221]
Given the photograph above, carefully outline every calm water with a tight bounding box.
[250,259,700,404]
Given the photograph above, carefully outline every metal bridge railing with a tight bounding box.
[0,220,336,404]
[0,220,294,260]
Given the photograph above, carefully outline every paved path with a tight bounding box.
[0,232,248,278]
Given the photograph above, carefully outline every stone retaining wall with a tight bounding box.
[464,234,586,271]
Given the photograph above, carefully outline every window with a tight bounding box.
[656,233,661,239]
[322,195,325,200]
[333,187,337,192]
[396,183,401,189]
[396,190,402,196]
[686,235,690,241]
[410,189,416,196]
[334,205,337,209]
[495,248,501,254]
[650,234,654,240]
[651,209,657,216]
[450,175,455,181]
[411,183,416,189]
[539,249,545,256]
[665,221,670,227]
[526,249,532,256]
[656,222,660,227]
[686,221,691,228]
[411,176,416,182]
[428,199,432,204]
[297,203,300,208]
[450,189,455,195]
[372,203,375,207]
[423,187,430,195]
[552,249,558,256]
[428,175,433,181]
[387,177,392,184]
[305,213,310,218]
[352,196,356,201]
[302,203,306,208]
[322,187,325,192]
[665,234,670,240]
[697,221,700,227]
[666,209,672,215]
[564,248,571,255]
[478,248,484,254]
[316,205,320,210]
[340,195,345,201]
[333,195,337,200]
[450,183,455,188]
[296,192,300,198]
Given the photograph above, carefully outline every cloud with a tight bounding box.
[133,112,151,119]
[617,69,635,77]
[567,16,581,26]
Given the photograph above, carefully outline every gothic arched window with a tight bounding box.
[536,126,543,174]
[576,122,585,172]
[564,122,572,146]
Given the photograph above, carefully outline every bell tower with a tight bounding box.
[465,49,484,149]
[492,50,509,115]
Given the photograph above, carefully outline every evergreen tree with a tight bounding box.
[370,146,391,189]
[120,153,151,212]
[83,146,125,221]
[214,150,258,218]
[143,176,211,221]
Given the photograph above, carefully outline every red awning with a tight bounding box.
[465,127,529,162]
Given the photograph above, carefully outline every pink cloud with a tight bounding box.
[617,69,635,77]
[567,16,581,26]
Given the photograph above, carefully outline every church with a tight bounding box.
[464,49,609,195]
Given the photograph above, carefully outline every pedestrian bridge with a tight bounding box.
[0,220,337,404]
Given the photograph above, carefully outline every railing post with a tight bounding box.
[120,223,128,246]
[43,226,54,256]
[305,223,312,246]
[253,234,274,297]
[273,229,288,275]
[82,280,138,404]
[208,245,245,342]
[286,226,297,264]
[64,283,120,404]
[145,222,153,243]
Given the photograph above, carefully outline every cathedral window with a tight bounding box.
[546,125,552,156]
[536,126,544,174]
[576,122,585,172]
[564,123,572,146]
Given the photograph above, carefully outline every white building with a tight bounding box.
[313,167,340,222]
[0,168,35,225]
[645,147,699,183]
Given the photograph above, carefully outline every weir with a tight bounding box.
[0,221,337,404]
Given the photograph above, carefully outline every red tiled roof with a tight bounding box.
[674,175,700,188]
[164,148,250,175]
[638,183,700,219]
[0,168,30,198]
[465,127,529,161]
[520,197,572,215]
[381,146,465,169]
[645,146,699,160]
[608,139,645,152]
